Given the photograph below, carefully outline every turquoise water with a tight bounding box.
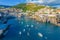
[2,16,60,40]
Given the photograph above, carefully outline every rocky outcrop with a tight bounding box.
[30,14,60,26]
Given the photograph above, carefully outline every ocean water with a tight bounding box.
[1,15,60,40]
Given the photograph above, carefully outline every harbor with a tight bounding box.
[1,14,60,40]
[0,0,60,40]
[0,3,60,40]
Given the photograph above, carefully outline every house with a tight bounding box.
[56,9,60,14]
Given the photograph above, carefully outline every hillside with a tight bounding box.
[12,3,46,12]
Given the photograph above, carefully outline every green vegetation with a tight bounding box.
[12,3,45,12]
[12,3,26,12]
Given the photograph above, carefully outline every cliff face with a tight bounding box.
[29,14,60,26]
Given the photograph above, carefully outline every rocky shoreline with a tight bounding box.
[8,12,60,26]
[0,8,60,26]
[26,14,60,26]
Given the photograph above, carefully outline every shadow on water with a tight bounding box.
[0,12,16,40]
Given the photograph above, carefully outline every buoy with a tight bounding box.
[37,22,39,24]
[23,29,25,32]
[45,37,47,39]
[19,31,22,35]
[26,24,29,27]
[0,14,1,16]
[27,32,29,36]
[31,25,34,28]
[21,22,23,24]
